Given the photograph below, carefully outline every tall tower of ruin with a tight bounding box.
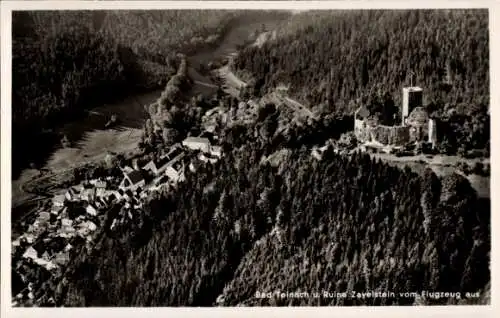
[428,118,437,148]
[402,86,423,126]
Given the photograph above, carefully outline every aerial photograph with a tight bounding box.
[9,8,490,307]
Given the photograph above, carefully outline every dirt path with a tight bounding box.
[211,33,315,121]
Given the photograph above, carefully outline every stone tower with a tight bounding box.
[428,118,437,148]
[402,87,423,126]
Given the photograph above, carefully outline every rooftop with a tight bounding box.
[165,147,183,161]
[183,137,210,144]
[211,145,222,153]
[171,160,184,172]
[53,194,65,202]
[95,181,107,188]
[153,155,171,168]
[126,170,144,184]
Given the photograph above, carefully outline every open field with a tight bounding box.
[47,128,143,172]
[12,16,290,211]
[11,88,160,208]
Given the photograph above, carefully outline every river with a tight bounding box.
[11,16,289,207]
[12,13,490,207]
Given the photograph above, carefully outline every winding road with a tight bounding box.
[13,18,288,210]
[13,15,315,217]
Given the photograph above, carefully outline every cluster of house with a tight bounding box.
[354,86,438,153]
[12,178,116,275]
[107,136,222,231]
[118,137,222,192]
[12,128,225,306]
[11,178,114,304]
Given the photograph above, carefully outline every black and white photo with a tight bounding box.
[1,1,495,314]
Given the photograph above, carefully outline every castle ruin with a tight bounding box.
[354,86,437,149]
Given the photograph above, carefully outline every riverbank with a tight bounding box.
[12,15,292,210]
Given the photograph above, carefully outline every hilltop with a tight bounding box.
[233,10,489,157]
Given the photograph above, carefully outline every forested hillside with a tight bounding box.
[11,10,285,176]
[234,10,489,155]
[12,10,287,130]
[36,127,489,306]
[12,10,240,128]
[12,9,490,307]
[99,11,274,57]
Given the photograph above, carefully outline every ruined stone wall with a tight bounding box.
[388,125,410,145]
[409,124,429,142]
[370,126,390,145]
[354,119,410,146]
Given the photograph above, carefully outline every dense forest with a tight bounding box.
[12,9,491,307]
[234,10,490,155]
[31,99,490,306]
[12,10,243,128]
[37,146,490,306]
[11,10,283,177]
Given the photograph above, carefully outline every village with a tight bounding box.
[10,50,306,305]
[11,132,223,306]
[11,69,490,306]
[10,64,335,303]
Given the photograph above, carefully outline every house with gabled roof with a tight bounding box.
[41,251,51,262]
[210,145,222,158]
[119,170,145,192]
[143,155,171,176]
[54,251,70,265]
[51,205,65,215]
[37,211,51,223]
[95,196,109,209]
[65,186,82,201]
[80,187,96,202]
[165,160,185,184]
[85,203,98,216]
[23,247,38,260]
[198,152,219,164]
[94,180,107,197]
[144,145,186,177]
[121,166,135,174]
